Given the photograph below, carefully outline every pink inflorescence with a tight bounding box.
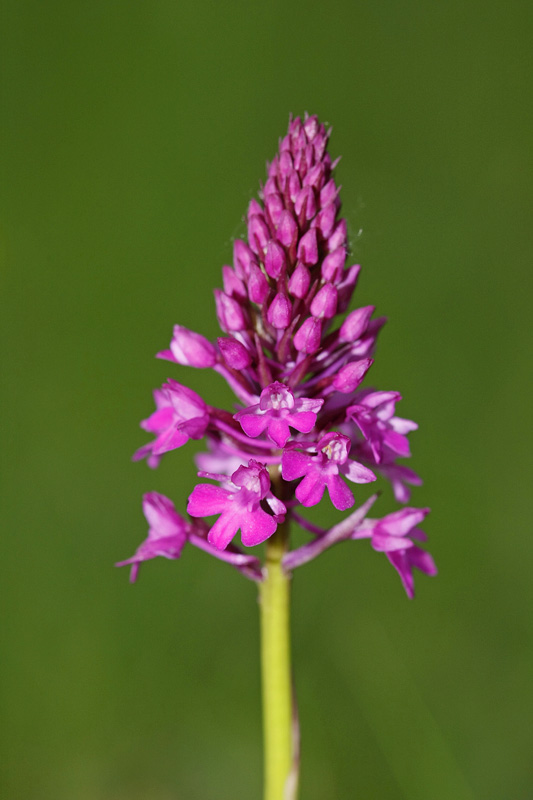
[118,114,436,597]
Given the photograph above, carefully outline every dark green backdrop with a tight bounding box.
[2,1,532,798]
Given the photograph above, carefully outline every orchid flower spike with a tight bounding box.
[120,113,434,597]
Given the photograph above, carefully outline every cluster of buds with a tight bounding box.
[118,114,436,597]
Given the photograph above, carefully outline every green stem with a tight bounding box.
[260,517,295,800]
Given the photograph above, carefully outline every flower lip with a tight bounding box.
[260,382,295,412]
[231,460,270,497]
[318,432,351,464]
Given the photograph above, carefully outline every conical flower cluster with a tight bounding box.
[118,115,436,597]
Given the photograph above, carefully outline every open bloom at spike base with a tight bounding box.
[119,113,435,599]
[187,460,286,549]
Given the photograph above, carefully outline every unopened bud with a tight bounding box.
[332,358,373,393]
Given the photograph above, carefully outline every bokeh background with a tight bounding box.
[2,1,532,798]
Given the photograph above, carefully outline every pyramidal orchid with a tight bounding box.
[118,114,436,800]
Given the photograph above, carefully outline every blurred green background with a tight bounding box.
[1,1,532,798]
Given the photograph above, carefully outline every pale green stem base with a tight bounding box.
[260,519,295,800]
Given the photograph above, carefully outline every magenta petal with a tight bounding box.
[238,413,269,438]
[387,551,415,598]
[295,397,323,415]
[240,508,277,546]
[187,484,230,516]
[326,474,354,511]
[142,492,183,535]
[281,451,311,481]
[391,417,418,434]
[380,464,422,503]
[371,534,414,552]
[179,416,208,440]
[286,410,317,434]
[152,427,189,455]
[208,509,242,550]
[265,493,287,517]
[383,430,411,458]
[409,546,438,576]
[377,507,430,537]
[295,470,326,507]
[132,442,156,463]
[155,349,177,362]
[342,459,377,484]
[266,417,291,447]
[141,407,174,432]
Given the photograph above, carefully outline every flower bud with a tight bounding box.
[339,306,375,343]
[303,162,325,190]
[288,263,311,298]
[332,358,373,393]
[293,317,322,354]
[297,228,318,266]
[169,325,216,368]
[214,290,248,332]
[310,283,338,319]
[337,265,361,312]
[319,178,338,208]
[267,292,292,329]
[313,137,327,163]
[293,148,308,176]
[247,198,263,222]
[288,171,301,203]
[233,239,255,279]
[263,176,278,196]
[279,151,293,178]
[264,192,284,227]
[295,186,316,221]
[222,266,246,299]
[217,337,252,369]
[313,202,336,238]
[276,210,298,249]
[248,215,270,254]
[264,240,286,279]
[268,154,280,175]
[328,218,347,251]
[321,247,346,281]
[248,264,270,304]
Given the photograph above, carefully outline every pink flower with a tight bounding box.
[157,324,217,368]
[187,460,286,549]
[347,390,417,463]
[282,432,376,511]
[234,382,323,447]
[116,493,189,582]
[133,379,209,467]
[352,507,436,597]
